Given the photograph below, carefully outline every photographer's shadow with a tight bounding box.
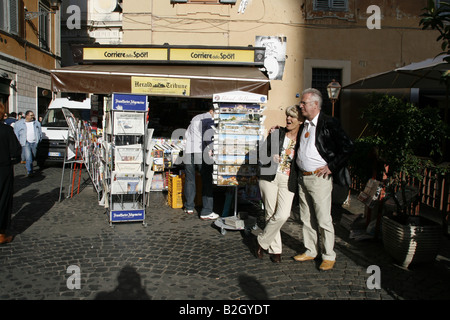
[95,265,150,300]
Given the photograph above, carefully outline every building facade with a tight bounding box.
[0,0,62,118]
[56,0,441,137]
[60,0,122,67]
[301,0,444,137]
[120,0,442,136]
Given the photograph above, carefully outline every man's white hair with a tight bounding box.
[302,88,322,109]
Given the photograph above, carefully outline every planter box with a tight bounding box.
[382,216,442,268]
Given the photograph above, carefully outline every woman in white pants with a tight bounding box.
[256,105,303,262]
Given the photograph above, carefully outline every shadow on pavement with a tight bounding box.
[11,170,60,235]
[94,265,150,300]
[238,274,269,300]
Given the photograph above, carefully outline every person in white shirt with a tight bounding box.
[292,88,354,271]
[14,110,42,177]
[183,105,218,220]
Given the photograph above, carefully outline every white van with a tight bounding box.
[37,97,91,164]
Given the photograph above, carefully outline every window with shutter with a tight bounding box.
[315,0,329,11]
[331,0,347,10]
[0,0,19,34]
[171,0,236,4]
[188,0,219,3]
[9,0,18,35]
[312,68,342,116]
[39,2,50,51]
[314,0,348,12]
[0,1,6,32]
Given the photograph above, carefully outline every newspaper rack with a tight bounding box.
[103,93,148,227]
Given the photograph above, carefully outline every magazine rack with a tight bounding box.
[58,107,85,202]
[211,91,266,234]
[103,93,148,227]
[59,107,104,203]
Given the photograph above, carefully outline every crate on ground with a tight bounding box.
[168,174,183,193]
[168,175,183,208]
[168,193,183,208]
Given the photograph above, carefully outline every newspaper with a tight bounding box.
[113,112,145,135]
[111,172,144,194]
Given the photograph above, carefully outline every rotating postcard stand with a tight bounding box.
[211,91,266,235]
[103,93,148,227]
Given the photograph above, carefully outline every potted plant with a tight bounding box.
[350,93,449,268]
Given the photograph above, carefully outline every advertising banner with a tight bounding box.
[170,48,255,64]
[131,76,191,96]
[112,93,148,111]
[83,47,168,62]
[110,209,145,222]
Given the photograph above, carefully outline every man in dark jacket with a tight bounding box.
[0,103,22,244]
[4,112,17,126]
[292,88,354,271]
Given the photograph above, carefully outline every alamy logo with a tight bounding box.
[366,265,381,289]
[66,265,81,289]
[66,5,81,30]
[367,5,382,30]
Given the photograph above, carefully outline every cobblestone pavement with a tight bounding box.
[0,163,449,302]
